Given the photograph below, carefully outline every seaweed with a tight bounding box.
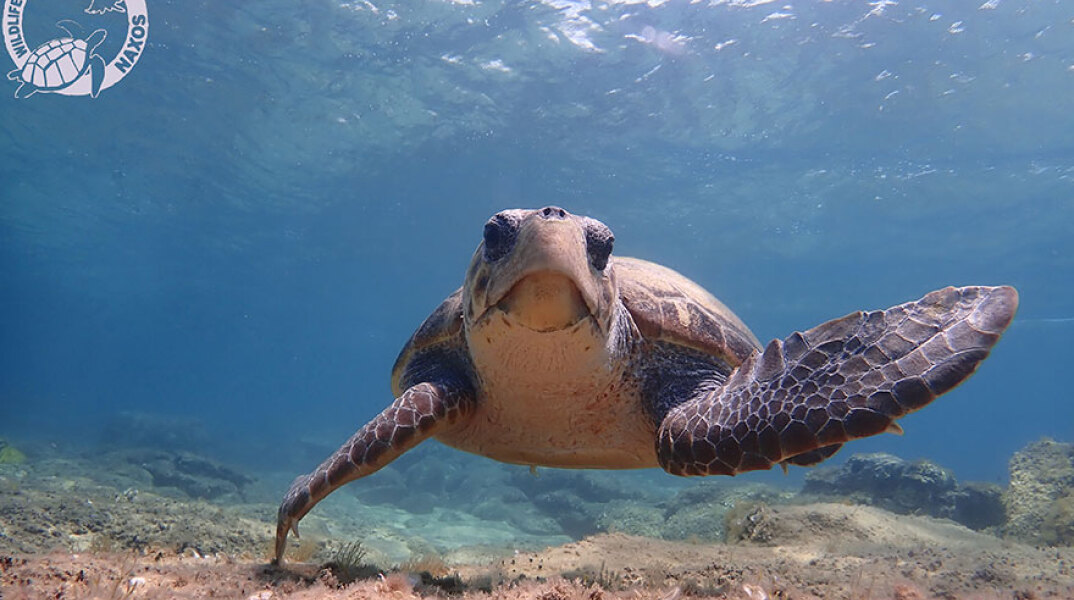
[81,553,142,600]
[323,540,379,586]
[563,561,622,591]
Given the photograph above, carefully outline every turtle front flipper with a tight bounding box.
[657,285,1018,477]
[274,381,474,565]
[85,29,107,98]
[89,54,106,98]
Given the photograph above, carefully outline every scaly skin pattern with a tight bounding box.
[274,382,473,563]
[657,286,1018,476]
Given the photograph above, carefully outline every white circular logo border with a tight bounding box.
[2,0,148,97]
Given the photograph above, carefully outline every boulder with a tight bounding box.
[1004,438,1074,545]
[100,411,210,453]
[661,481,791,541]
[802,452,1004,530]
[111,449,253,501]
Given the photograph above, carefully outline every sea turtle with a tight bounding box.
[7,21,107,99]
[274,207,1017,563]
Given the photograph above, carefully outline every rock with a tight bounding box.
[1004,438,1074,545]
[99,411,210,453]
[351,465,408,505]
[0,439,26,465]
[509,469,638,504]
[112,449,254,501]
[952,481,1006,531]
[470,497,562,536]
[396,490,439,514]
[1042,491,1074,546]
[528,488,603,538]
[661,481,790,541]
[595,501,664,538]
[0,477,271,556]
[802,453,1004,531]
[725,502,1002,549]
[802,452,955,511]
[509,469,656,538]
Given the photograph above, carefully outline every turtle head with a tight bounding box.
[463,207,618,334]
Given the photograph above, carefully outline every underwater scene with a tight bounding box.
[2,0,1073,597]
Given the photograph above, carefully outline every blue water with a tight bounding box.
[1,0,1072,493]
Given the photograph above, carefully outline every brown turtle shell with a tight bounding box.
[614,257,761,368]
[390,289,465,396]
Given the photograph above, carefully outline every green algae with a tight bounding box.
[0,439,25,465]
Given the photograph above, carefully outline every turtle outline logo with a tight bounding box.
[2,0,148,98]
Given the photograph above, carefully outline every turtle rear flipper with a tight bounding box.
[657,285,1018,476]
[5,68,33,99]
[12,82,36,99]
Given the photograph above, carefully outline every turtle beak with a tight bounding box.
[484,212,604,332]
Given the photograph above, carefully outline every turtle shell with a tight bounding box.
[19,38,89,91]
[390,289,465,396]
[614,256,761,368]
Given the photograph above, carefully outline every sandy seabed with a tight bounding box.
[4,503,1074,600]
[2,442,1073,599]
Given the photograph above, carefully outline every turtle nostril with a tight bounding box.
[539,206,568,220]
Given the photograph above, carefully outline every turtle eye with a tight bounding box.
[483,212,520,262]
[584,219,614,271]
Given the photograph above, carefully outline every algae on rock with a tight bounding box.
[801,452,1005,531]
[0,439,26,465]
[1004,438,1074,545]
[1042,491,1074,546]
[662,481,790,542]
